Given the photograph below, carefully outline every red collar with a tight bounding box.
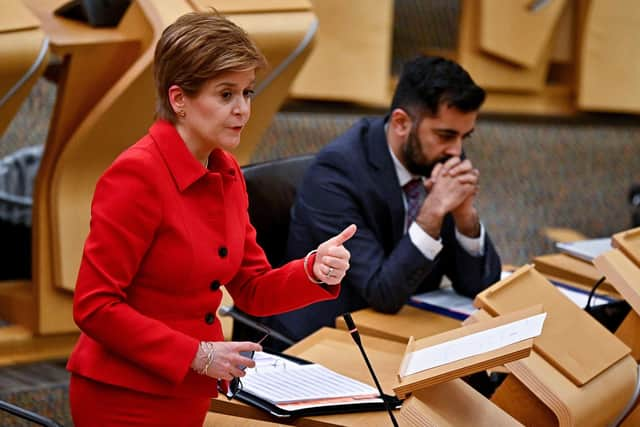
[149,120,237,191]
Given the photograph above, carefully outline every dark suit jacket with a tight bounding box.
[264,117,501,342]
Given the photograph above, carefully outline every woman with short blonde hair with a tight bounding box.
[67,10,356,426]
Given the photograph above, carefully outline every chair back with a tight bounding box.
[242,154,314,267]
[227,154,313,346]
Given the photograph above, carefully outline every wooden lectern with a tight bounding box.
[475,265,637,427]
[393,306,540,399]
[397,380,523,427]
[393,307,546,427]
[593,235,640,426]
[209,327,522,426]
[588,227,640,363]
[611,227,640,268]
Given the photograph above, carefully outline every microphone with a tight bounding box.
[343,312,399,427]
[218,305,295,346]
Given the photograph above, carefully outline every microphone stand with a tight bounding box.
[0,400,63,427]
[343,313,399,427]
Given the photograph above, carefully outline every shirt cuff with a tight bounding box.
[408,222,443,260]
[455,223,486,257]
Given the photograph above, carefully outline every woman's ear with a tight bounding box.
[168,85,186,115]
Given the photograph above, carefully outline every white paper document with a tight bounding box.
[241,352,379,406]
[554,283,612,307]
[401,312,547,377]
[411,287,477,317]
[556,237,612,262]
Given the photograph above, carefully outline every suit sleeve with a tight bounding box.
[439,219,502,298]
[287,154,502,314]
[73,155,198,385]
[286,156,442,313]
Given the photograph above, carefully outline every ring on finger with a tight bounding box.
[327,267,334,277]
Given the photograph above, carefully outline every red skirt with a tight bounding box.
[70,374,211,427]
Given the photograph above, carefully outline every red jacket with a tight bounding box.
[67,120,338,397]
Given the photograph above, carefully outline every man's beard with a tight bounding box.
[403,127,449,178]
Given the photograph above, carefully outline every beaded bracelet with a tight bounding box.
[303,249,324,284]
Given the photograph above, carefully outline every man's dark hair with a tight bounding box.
[390,56,485,116]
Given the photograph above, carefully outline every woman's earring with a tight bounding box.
[176,110,186,118]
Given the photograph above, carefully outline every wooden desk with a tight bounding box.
[533,253,617,294]
[210,327,404,426]
[335,305,460,343]
[204,412,287,427]
[210,327,520,426]
[476,266,637,427]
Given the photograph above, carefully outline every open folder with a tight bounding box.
[234,352,401,417]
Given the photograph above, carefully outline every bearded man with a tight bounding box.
[260,56,502,344]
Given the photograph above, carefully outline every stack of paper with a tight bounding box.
[556,238,612,262]
[241,352,382,411]
[409,287,476,320]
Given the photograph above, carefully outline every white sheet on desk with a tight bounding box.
[555,284,611,307]
[242,353,378,404]
[402,312,546,377]
[411,287,476,316]
[556,237,612,262]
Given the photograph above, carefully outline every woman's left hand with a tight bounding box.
[313,224,357,285]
